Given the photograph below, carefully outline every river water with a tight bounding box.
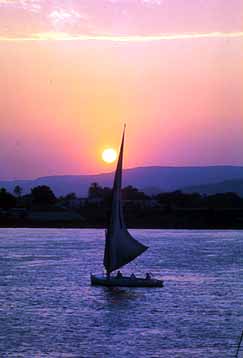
[0,229,242,358]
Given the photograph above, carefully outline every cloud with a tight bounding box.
[0,0,18,3]
[48,9,86,27]
[0,31,242,42]
[0,0,41,12]
[109,0,162,4]
[142,0,162,5]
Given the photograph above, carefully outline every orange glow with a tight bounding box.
[0,36,242,179]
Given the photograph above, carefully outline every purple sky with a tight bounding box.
[0,0,242,179]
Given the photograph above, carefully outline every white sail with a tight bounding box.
[104,126,148,273]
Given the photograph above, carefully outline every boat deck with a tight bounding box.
[91,274,163,287]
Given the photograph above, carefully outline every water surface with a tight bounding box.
[0,229,242,357]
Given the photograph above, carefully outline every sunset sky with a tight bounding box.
[0,0,242,180]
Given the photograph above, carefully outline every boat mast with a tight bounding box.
[103,125,148,275]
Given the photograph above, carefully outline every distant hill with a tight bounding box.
[1,166,243,196]
[182,178,243,197]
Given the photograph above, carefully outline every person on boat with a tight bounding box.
[116,271,123,278]
[145,272,151,280]
[130,273,136,279]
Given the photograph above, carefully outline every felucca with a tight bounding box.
[91,126,163,287]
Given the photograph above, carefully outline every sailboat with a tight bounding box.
[91,126,163,287]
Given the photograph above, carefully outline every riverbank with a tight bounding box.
[1,207,243,229]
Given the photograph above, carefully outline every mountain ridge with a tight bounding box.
[1,165,243,196]
[183,178,243,196]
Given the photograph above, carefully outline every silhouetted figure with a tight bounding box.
[145,272,151,280]
[130,273,136,279]
[116,271,123,279]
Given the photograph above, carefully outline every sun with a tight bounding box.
[102,148,117,163]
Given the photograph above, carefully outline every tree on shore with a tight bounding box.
[122,185,148,200]
[64,192,77,200]
[0,188,16,209]
[14,185,23,198]
[31,186,56,207]
[88,182,103,199]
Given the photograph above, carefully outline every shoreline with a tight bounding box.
[0,223,243,230]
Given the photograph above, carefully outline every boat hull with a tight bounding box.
[90,274,163,287]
